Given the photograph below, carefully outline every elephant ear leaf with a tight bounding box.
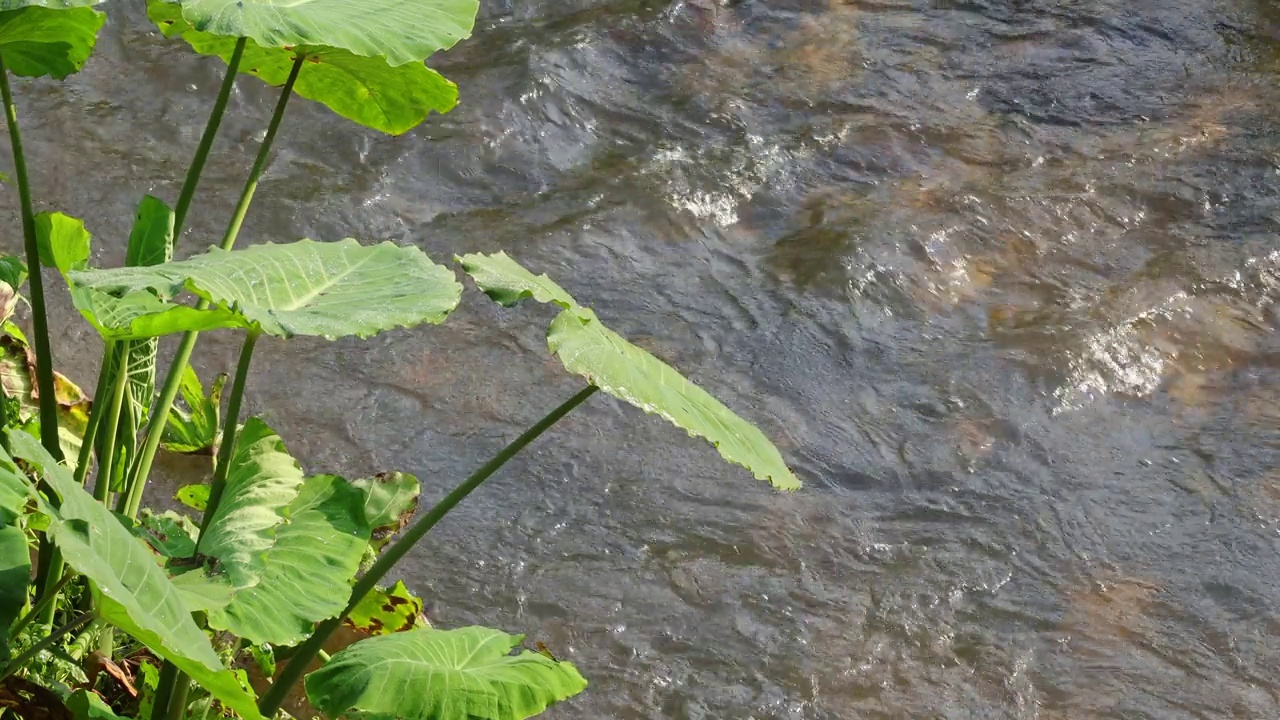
[154,0,478,67]
[148,0,458,135]
[456,252,801,491]
[69,239,463,340]
[5,430,264,720]
[0,3,106,80]
[198,419,370,646]
[305,626,586,720]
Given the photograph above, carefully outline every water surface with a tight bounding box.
[7,0,1280,717]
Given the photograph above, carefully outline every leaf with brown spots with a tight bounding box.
[351,472,420,551]
[0,334,92,463]
[345,580,428,636]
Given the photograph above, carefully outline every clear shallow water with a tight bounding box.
[5,0,1280,717]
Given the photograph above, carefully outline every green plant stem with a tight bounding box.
[94,346,130,503]
[171,37,247,239]
[76,342,117,484]
[8,572,70,639]
[194,330,258,547]
[258,385,599,717]
[150,662,179,720]
[0,611,92,680]
[216,54,304,253]
[87,346,128,658]
[0,58,60,462]
[97,626,114,661]
[164,675,191,720]
[123,53,304,520]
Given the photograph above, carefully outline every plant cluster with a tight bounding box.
[0,2,800,719]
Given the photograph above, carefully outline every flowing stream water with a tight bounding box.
[6,0,1280,717]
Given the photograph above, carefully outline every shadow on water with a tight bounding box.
[4,0,1280,717]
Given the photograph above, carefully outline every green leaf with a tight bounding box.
[125,195,175,270]
[198,418,305,583]
[248,643,275,678]
[5,431,264,720]
[67,688,124,720]
[0,448,32,661]
[0,255,27,289]
[34,211,90,274]
[174,483,209,512]
[162,366,225,455]
[208,473,370,646]
[200,420,369,645]
[70,239,463,340]
[306,626,587,720]
[137,661,160,720]
[149,1,457,135]
[0,333,91,464]
[352,471,419,551]
[457,252,801,491]
[136,509,198,558]
[456,252,576,309]
[0,4,105,80]
[97,340,156,490]
[0,526,29,661]
[153,0,477,67]
[69,285,247,340]
[0,440,29,661]
[345,580,428,636]
[168,566,232,614]
[0,438,28,526]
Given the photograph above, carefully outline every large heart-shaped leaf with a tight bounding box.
[4,432,264,720]
[153,0,477,67]
[149,1,457,135]
[457,252,801,491]
[305,626,587,720]
[197,418,305,580]
[0,3,104,79]
[70,239,463,340]
[198,419,369,645]
[208,474,368,645]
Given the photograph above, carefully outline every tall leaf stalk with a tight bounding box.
[20,35,252,638]
[124,53,304,520]
[2,54,69,633]
[194,329,258,542]
[0,57,61,461]
[141,54,302,716]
